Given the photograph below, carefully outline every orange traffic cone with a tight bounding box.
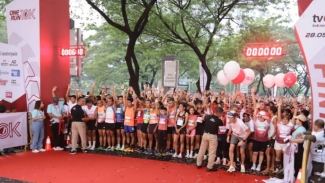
[295,169,302,183]
[45,136,53,151]
[66,135,71,146]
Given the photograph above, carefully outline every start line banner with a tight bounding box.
[0,112,27,149]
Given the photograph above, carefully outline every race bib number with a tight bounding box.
[88,114,94,117]
[177,119,184,126]
[98,113,104,117]
[150,114,156,119]
[125,117,131,122]
[159,119,166,124]
[279,132,288,138]
[169,113,175,118]
[257,125,267,131]
[197,117,203,123]
[116,108,122,113]
[137,111,141,116]
[144,114,150,120]
[219,126,227,132]
[188,120,194,126]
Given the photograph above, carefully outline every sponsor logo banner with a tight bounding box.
[0,112,27,149]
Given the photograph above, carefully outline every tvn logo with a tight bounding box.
[312,15,325,27]
[11,70,20,77]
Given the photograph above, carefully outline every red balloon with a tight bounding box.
[232,69,245,84]
[283,72,297,87]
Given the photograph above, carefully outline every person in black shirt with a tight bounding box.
[197,107,224,172]
[70,97,87,154]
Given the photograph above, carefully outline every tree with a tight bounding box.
[217,17,309,96]
[150,0,289,92]
[84,0,157,95]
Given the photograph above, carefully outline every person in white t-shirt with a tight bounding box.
[82,98,97,150]
[297,119,325,177]
[226,111,251,173]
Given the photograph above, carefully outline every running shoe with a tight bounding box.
[65,144,72,148]
[177,153,182,158]
[185,153,189,158]
[256,164,261,172]
[111,147,115,152]
[240,165,246,173]
[161,152,166,156]
[97,146,104,150]
[193,153,198,159]
[156,152,161,156]
[251,164,256,171]
[172,153,178,158]
[125,147,131,152]
[222,158,227,166]
[115,145,120,151]
[54,147,64,151]
[215,159,221,165]
[189,154,193,158]
[32,150,39,153]
[86,145,92,150]
[105,147,111,151]
[38,149,46,152]
[83,149,88,153]
[120,145,125,151]
[145,150,153,155]
[70,150,77,155]
[227,166,236,172]
[90,146,95,151]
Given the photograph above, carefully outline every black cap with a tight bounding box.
[69,95,76,99]
[53,97,59,103]
[86,98,92,103]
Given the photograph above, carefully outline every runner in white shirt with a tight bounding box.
[226,111,251,173]
[82,98,97,150]
[251,107,270,172]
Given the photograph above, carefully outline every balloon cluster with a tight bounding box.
[217,61,297,88]
[217,61,255,86]
[263,72,297,88]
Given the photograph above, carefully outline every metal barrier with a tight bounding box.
[24,112,33,152]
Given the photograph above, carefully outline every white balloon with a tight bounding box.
[223,61,240,80]
[274,73,285,88]
[263,74,275,88]
[242,68,255,85]
[217,70,230,86]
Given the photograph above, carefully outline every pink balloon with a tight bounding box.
[263,74,275,88]
[232,69,245,84]
[242,68,255,85]
[217,70,230,86]
[283,72,297,87]
[274,73,285,88]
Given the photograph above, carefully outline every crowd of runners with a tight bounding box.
[29,83,323,178]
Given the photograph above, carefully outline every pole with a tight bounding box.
[301,139,311,183]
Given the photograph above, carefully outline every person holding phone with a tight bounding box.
[31,100,47,153]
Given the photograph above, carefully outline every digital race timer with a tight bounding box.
[59,48,85,56]
[245,46,283,57]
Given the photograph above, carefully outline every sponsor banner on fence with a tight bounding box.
[295,0,325,121]
[0,43,25,103]
[0,112,27,149]
[164,61,178,87]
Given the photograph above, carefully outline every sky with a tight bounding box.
[69,0,300,39]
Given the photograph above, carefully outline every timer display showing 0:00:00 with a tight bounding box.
[245,46,283,57]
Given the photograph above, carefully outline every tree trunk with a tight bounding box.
[125,36,140,96]
[149,69,158,86]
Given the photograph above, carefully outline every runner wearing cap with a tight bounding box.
[227,111,251,173]
[251,105,270,172]
[47,97,66,150]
